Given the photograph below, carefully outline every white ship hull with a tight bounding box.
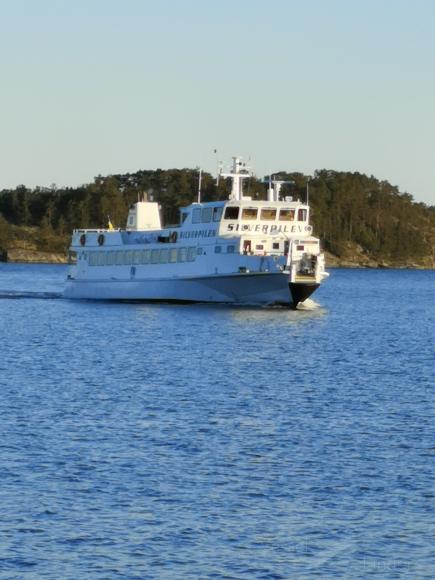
[64,271,294,305]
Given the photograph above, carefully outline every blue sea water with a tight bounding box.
[0,263,434,579]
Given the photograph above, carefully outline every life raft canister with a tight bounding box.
[98,234,105,246]
[170,231,178,243]
[80,234,86,246]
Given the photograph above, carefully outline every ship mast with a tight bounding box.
[266,177,294,202]
[220,157,251,201]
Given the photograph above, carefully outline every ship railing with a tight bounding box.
[73,228,121,233]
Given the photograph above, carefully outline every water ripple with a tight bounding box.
[0,265,434,578]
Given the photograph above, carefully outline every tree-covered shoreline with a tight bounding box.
[0,167,434,267]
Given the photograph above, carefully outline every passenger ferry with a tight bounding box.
[64,158,329,306]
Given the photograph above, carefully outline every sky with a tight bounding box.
[1,0,434,205]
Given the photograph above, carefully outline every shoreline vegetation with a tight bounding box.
[1,167,434,269]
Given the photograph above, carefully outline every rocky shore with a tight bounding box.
[324,251,434,269]
[2,249,67,264]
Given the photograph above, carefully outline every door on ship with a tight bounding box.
[284,241,290,256]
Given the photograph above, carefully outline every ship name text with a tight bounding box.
[179,229,217,239]
[227,224,312,234]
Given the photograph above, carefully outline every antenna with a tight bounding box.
[220,157,251,201]
[306,176,311,205]
[262,176,295,201]
[197,167,202,204]
[214,148,221,186]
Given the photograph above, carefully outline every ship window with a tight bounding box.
[197,247,204,255]
[116,251,124,265]
[125,250,133,265]
[279,209,295,221]
[260,208,276,220]
[192,208,201,223]
[141,249,151,264]
[224,206,239,220]
[159,248,169,263]
[213,207,223,222]
[128,216,134,226]
[297,209,307,221]
[242,207,258,220]
[181,212,188,223]
[255,244,264,250]
[133,250,141,264]
[227,245,235,254]
[201,207,212,223]
[169,248,178,263]
[97,252,105,266]
[151,249,160,264]
[297,245,304,251]
[214,245,222,254]
[178,247,187,262]
[187,247,196,261]
[89,252,97,266]
[273,242,280,250]
[106,251,115,266]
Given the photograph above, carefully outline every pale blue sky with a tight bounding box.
[1,0,434,204]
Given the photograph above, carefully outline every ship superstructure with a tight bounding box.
[64,157,328,306]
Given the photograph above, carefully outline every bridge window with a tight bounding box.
[279,209,295,221]
[133,250,141,264]
[224,206,239,220]
[187,247,196,261]
[242,208,258,220]
[260,208,276,220]
[214,245,222,254]
[213,206,223,222]
[297,209,307,221]
[202,207,212,223]
[192,208,201,223]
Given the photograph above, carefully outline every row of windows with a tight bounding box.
[214,245,235,254]
[191,206,223,224]
[224,206,307,222]
[87,247,197,267]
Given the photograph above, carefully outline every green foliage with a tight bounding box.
[0,212,12,251]
[273,169,433,262]
[0,167,433,264]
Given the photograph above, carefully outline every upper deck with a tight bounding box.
[179,199,312,239]
[72,157,314,249]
